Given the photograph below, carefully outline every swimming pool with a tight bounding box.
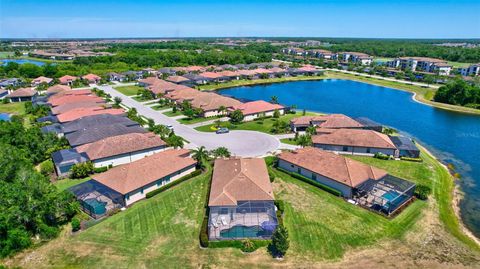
[0,113,11,121]
[220,225,267,239]
[382,190,410,212]
[83,198,107,215]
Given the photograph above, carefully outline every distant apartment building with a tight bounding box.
[459,64,480,77]
[282,47,306,56]
[308,49,336,60]
[387,57,452,76]
[338,52,373,65]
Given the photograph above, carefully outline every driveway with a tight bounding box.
[98,85,282,157]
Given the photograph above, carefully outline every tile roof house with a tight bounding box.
[49,95,103,107]
[46,84,71,95]
[61,114,138,135]
[231,100,285,121]
[312,128,398,157]
[56,107,125,123]
[91,149,196,206]
[208,158,278,240]
[75,132,167,168]
[51,100,108,115]
[6,87,38,102]
[290,114,364,132]
[278,147,388,197]
[189,92,243,117]
[164,87,202,102]
[65,122,146,147]
[166,75,191,84]
[82,73,101,84]
[390,136,420,158]
[32,76,53,86]
[58,75,78,85]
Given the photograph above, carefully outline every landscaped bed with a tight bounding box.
[178,115,224,125]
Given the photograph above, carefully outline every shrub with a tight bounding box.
[268,226,289,257]
[230,109,244,123]
[70,162,94,179]
[273,109,280,118]
[276,167,342,196]
[93,166,108,173]
[400,157,423,162]
[209,239,269,252]
[71,218,81,232]
[241,239,256,252]
[374,152,391,160]
[146,169,202,198]
[39,159,54,176]
[414,184,432,200]
[268,170,275,182]
[200,216,209,247]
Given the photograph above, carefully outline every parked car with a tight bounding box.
[216,127,229,134]
[166,125,174,131]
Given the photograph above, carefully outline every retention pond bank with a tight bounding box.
[219,78,480,239]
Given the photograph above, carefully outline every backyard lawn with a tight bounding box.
[195,111,319,134]
[54,177,91,191]
[114,85,143,96]
[0,102,26,115]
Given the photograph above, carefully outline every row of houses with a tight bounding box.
[35,84,202,218]
[282,48,373,65]
[386,57,453,76]
[290,114,420,158]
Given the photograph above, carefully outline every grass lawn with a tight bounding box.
[54,177,91,191]
[280,138,298,145]
[195,111,318,134]
[198,75,327,91]
[151,104,171,111]
[178,115,224,125]
[446,61,471,68]
[163,110,183,117]
[114,85,143,96]
[132,96,154,102]
[0,51,14,58]
[0,102,26,115]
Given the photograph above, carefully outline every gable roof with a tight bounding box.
[66,123,146,147]
[312,129,397,149]
[76,132,166,161]
[32,76,53,84]
[47,84,71,95]
[189,92,243,112]
[61,114,137,134]
[209,158,275,206]
[56,107,125,123]
[6,87,37,98]
[278,147,388,188]
[166,75,190,83]
[58,75,78,84]
[92,149,196,194]
[51,100,107,115]
[291,114,363,129]
[49,95,103,107]
[232,100,284,115]
[82,73,101,81]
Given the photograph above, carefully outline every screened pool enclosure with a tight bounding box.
[208,201,278,240]
[353,175,416,215]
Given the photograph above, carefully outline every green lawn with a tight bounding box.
[195,111,319,134]
[280,138,298,145]
[0,102,26,115]
[151,104,171,111]
[163,110,183,117]
[178,115,224,125]
[0,51,14,58]
[132,96,154,102]
[114,85,143,96]
[54,177,91,191]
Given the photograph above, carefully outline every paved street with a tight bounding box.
[99,85,283,157]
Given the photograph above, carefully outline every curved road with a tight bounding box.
[99,85,291,157]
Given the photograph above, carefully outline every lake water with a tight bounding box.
[219,79,480,237]
[0,113,11,121]
[1,59,46,66]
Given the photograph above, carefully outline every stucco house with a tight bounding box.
[82,73,101,84]
[58,75,78,86]
[290,114,365,132]
[31,76,53,87]
[5,87,38,102]
[231,100,285,121]
[208,158,278,240]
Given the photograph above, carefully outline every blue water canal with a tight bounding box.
[219,79,480,238]
[1,59,47,66]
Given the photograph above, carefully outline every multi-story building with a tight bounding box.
[387,57,452,76]
[459,64,480,77]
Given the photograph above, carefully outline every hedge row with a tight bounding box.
[400,156,423,162]
[209,239,269,252]
[276,167,342,197]
[146,169,202,199]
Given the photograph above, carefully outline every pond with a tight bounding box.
[1,58,47,66]
[0,113,11,121]
[219,79,480,238]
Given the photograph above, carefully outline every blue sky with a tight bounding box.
[1,0,479,38]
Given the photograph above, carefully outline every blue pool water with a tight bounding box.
[0,113,11,121]
[382,191,399,201]
[83,199,107,215]
[219,79,480,237]
[220,225,266,239]
[1,59,47,66]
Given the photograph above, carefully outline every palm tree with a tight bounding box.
[218,105,227,115]
[192,146,209,162]
[297,134,312,148]
[270,95,279,104]
[211,147,231,158]
[166,135,184,149]
[305,126,316,135]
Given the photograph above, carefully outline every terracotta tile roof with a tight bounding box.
[216,70,239,77]
[252,68,273,74]
[58,75,78,84]
[291,114,363,129]
[92,149,196,194]
[278,147,388,188]
[51,100,107,115]
[82,73,101,82]
[57,107,125,123]
[32,76,53,84]
[138,77,161,86]
[48,89,92,101]
[198,72,223,79]
[269,67,287,73]
[166,75,190,83]
[312,128,396,149]
[49,95,103,107]
[237,69,258,76]
[190,92,243,112]
[46,84,71,94]
[76,132,166,161]
[6,87,37,98]
[398,57,447,63]
[165,87,201,101]
[209,158,275,206]
[232,100,284,116]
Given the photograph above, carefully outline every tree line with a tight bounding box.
[434,79,480,109]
